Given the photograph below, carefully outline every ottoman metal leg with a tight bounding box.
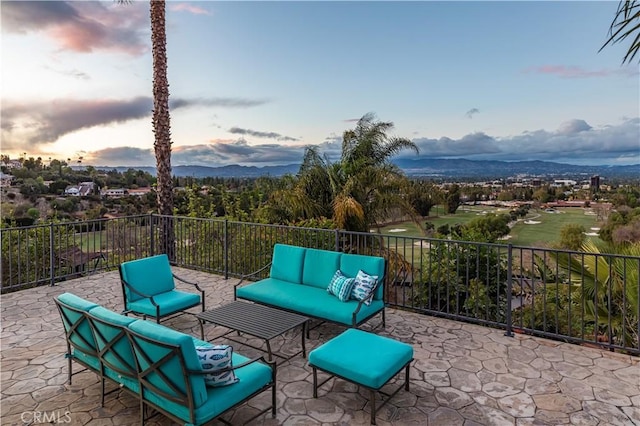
[312,366,318,398]
[370,389,377,425]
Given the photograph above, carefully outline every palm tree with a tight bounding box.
[118,0,175,257]
[268,113,421,233]
[601,0,640,64]
[538,240,639,349]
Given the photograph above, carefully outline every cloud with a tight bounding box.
[170,97,269,109]
[1,1,148,56]
[76,117,639,168]
[405,117,640,164]
[1,96,269,149]
[525,65,639,79]
[169,3,212,16]
[43,65,90,80]
[557,119,592,135]
[87,147,154,167]
[465,108,480,119]
[228,127,299,142]
[171,139,307,166]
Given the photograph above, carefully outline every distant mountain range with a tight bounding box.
[94,159,640,180]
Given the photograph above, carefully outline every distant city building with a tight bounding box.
[590,175,600,192]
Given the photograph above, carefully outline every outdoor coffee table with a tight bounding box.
[197,301,309,362]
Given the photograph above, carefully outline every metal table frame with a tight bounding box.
[197,301,309,362]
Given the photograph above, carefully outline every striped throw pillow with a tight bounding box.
[327,270,356,302]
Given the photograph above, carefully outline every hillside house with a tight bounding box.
[64,182,95,196]
[0,172,15,187]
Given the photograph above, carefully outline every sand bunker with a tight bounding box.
[524,220,541,225]
[388,228,407,233]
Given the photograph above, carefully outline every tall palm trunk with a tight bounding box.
[150,0,175,259]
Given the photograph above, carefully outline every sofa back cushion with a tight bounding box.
[270,244,306,283]
[120,254,175,302]
[340,253,385,300]
[87,306,138,385]
[127,319,207,408]
[302,248,342,288]
[55,293,99,364]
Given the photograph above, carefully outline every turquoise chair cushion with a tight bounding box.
[127,319,208,409]
[302,248,341,289]
[236,279,384,326]
[127,289,201,318]
[309,329,413,389]
[121,254,175,302]
[87,306,138,392]
[270,244,306,283]
[56,293,100,370]
[340,253,385,300]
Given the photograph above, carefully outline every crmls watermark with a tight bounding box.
[20,410,72,424]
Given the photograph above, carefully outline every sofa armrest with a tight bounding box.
[234,262,272,300]
[351,278,384,327]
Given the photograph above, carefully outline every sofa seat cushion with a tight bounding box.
[127,289,201,317]
[309,329,413,389]
[236,279,384,326]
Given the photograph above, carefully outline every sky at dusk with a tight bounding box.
[1,0,639,168]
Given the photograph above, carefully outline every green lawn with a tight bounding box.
[378,205,602,248]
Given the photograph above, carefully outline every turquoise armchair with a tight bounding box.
[119,254,205,323]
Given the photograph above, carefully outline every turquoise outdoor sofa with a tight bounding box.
[54,292,276,425]
[235,244,386,329]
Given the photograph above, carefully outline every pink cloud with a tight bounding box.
[1,1,148,56]
[525,65,638,79]
[170,3,212,16]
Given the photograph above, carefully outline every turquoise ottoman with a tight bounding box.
[308,329,413,425]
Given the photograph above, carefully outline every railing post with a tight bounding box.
[504,243,514,337]
[149,214,155,256]
[334,229,340,252]
[49,222,55,286]
[224,219,229,279]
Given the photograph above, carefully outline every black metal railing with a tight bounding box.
[1,214,638,355]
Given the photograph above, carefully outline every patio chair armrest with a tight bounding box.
[173,273,204,292]
[121,278,160,307]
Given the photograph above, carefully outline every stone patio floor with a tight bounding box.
[1,269,639,425]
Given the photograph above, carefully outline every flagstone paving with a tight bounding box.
[1,269,639,425]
